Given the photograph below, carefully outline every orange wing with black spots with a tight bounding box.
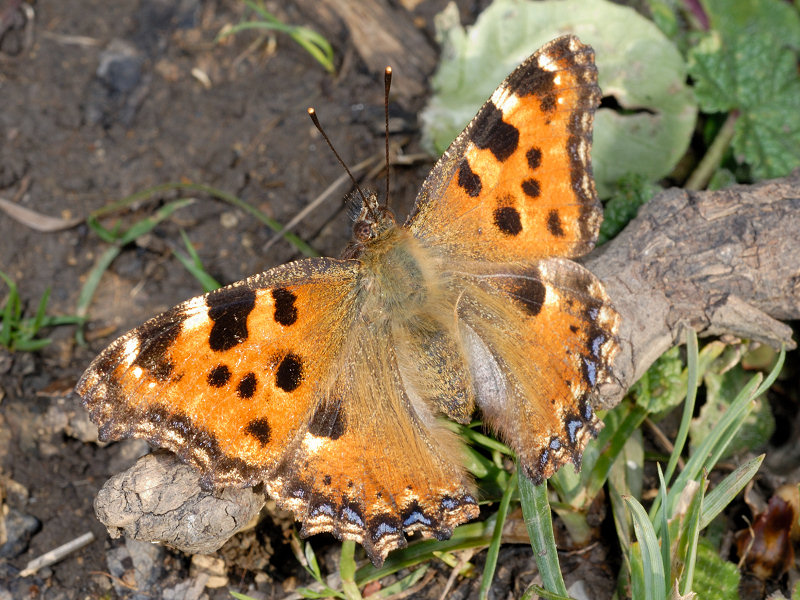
[407,36,619,482]
[78,259,363,488]
[408,35,602,261]
[77,257,478,565]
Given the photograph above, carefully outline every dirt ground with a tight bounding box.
[1,1,798,599]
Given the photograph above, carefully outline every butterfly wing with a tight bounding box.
[265,323,478,564]
[405,36,619,480]
[77,258,364,488]
[407,35,602,261]
[455,259,619,483]
[77,257,477,565]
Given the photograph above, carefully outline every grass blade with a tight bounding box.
[656,464,671,594]
[479,469,517,599]
[663,328,699,486]
[624,495,666,600]
[339,540,362,600]
[173,229,222,292]
[518,474,567,595]
[700,454,764,529]
[679,479,705,595]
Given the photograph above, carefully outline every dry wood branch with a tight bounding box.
[586,173,800,408]
[295,0,436,100]
[90,173,800,554]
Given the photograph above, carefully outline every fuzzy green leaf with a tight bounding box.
[688,0,800,178]
[689,540,740,600]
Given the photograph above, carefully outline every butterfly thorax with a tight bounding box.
[356,225,440,322]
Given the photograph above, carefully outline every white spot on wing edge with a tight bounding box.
[182,295,210,332]
[537,52,560,72]
[490,87,519,114]
[121,337,140,367]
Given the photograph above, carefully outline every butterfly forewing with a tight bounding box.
[408,35,602,261]
[77,258,363,487]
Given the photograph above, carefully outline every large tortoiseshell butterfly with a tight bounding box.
[77,35,620,566]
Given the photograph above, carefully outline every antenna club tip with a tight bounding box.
[307,107,316,115]
[385,66,392,74]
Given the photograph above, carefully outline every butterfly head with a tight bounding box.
[343,190,397,258]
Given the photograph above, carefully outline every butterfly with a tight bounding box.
[76,35,620,566]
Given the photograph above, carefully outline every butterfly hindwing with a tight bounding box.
[408,35,602,262]
[265,326,478,564]
[455,258,620,482]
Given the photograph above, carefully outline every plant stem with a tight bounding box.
[685,110,738,191]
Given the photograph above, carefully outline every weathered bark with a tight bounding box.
[89,173,800,554]
[587,174,799,408]
[294,0,437,100]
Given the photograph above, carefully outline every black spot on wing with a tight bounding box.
[207,364,231,387]
[308,397,346,439]
[206,286,256,352]
[276,353,303,392]
[493,206,523,236]
[521,178,540,198]
[508,268,546,317]
[539,93,557,113]
[471,103,519,162]
[506,59,556,99]
[547,210,565,237]
[244,417,271,446]
[526,146,542,170]
[237,372,257,398]
[457,159,481,197]
[272,287,298,326]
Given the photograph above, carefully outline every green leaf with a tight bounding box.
[630,345,685,414]
[423,0,697,197]
[597,173,659,244]
[688,0,800,179]
[689,539,740,600]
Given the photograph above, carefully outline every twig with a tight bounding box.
[20,531,95,577]
[261,154,381,253]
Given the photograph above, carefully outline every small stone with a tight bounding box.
[220,212,239,229]
[190,554,228,588]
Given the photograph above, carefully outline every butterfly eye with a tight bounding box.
[353,220,373,242]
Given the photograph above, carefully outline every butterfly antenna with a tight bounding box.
[307,107,371,213]
[384,66,392,208]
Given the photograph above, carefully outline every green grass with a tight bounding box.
[217,0,334,73]
[0,270,83,352]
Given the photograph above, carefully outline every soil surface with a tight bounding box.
[1,2,797,599]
